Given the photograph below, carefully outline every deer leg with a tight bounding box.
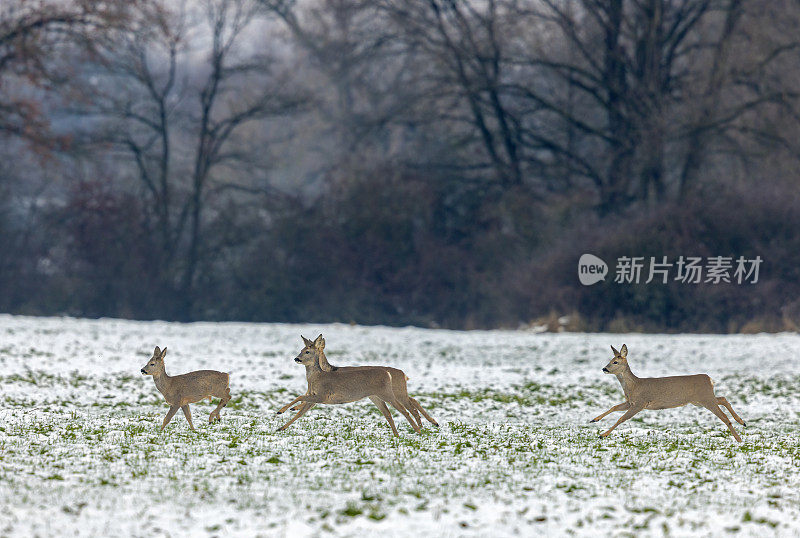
[600,404,644,438]
[403,398,423,430]
[161,405,180,431]
[369,396,398,436]
[217,388,232,420]
[701,401,742,442]
[209,399,226,423]
[716,396,746,426]
[277,394,306,414]
[395,397,421,430]
[409,398,439,427]
[276,394,327,431]
[181,405,196,431]
[276,402,315,432]
[211,389,231,422]
[289,403,318,414]
[387,398,421,434]
[295,395,329,403]
[590,401,631,423]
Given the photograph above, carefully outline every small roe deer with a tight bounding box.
[276,334,436,435]
[590,344,746,442]
[140,346,231,431]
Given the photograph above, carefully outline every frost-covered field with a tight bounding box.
[0,315,799,537]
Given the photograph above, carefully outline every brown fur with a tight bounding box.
[590,344,746,442]
[296,335,437,430]
[141,346,232,431]
[276,334,433,435]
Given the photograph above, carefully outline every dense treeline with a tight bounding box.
[1,0,799,331]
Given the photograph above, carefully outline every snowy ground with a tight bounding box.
[0,315,798,537]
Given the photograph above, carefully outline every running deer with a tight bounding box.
[279,335,438,431]
[590,344,746,442]
[276,334,436,435]
[140,346,232,431]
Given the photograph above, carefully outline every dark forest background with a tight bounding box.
[2,0,800,331]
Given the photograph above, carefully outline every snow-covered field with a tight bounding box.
[0,315,798,537]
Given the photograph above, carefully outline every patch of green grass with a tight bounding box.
[1,361,800,536]
[340,502,363,517]
[422,381,621,412]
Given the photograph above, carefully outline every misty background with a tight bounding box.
[1,0,799,331]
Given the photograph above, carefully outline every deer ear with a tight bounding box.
[301,335,314,348]
[620,344,627,358]
[154,346,161,356]
[160,347,167,359]
[610,345,619,356]
[313,334,325,351]
[317,353,333,372]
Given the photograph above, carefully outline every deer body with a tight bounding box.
[153,370,230,407]
[284,363,438,430]
[276,335,433,435]
[591,344,745,442]
[613,369,715,410]
[304,367,395,405]
[141,346,232,431]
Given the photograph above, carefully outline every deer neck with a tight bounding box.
[304,360,324,382]
[151,365,172,395]
[317,351,337,372]
[615,363,639,397]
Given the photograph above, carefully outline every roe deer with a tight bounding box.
[590,344,746,442]
[277,335,438,431]
[140,346,231,431]
[275,335,425,435]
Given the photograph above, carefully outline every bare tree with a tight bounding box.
[514,0,799,209]
[306,0,800,210]
[0,0,139,148]
[373,0,528,190]
[72,0,307,318]
[260,0,427,184]
[676,0,800,198]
